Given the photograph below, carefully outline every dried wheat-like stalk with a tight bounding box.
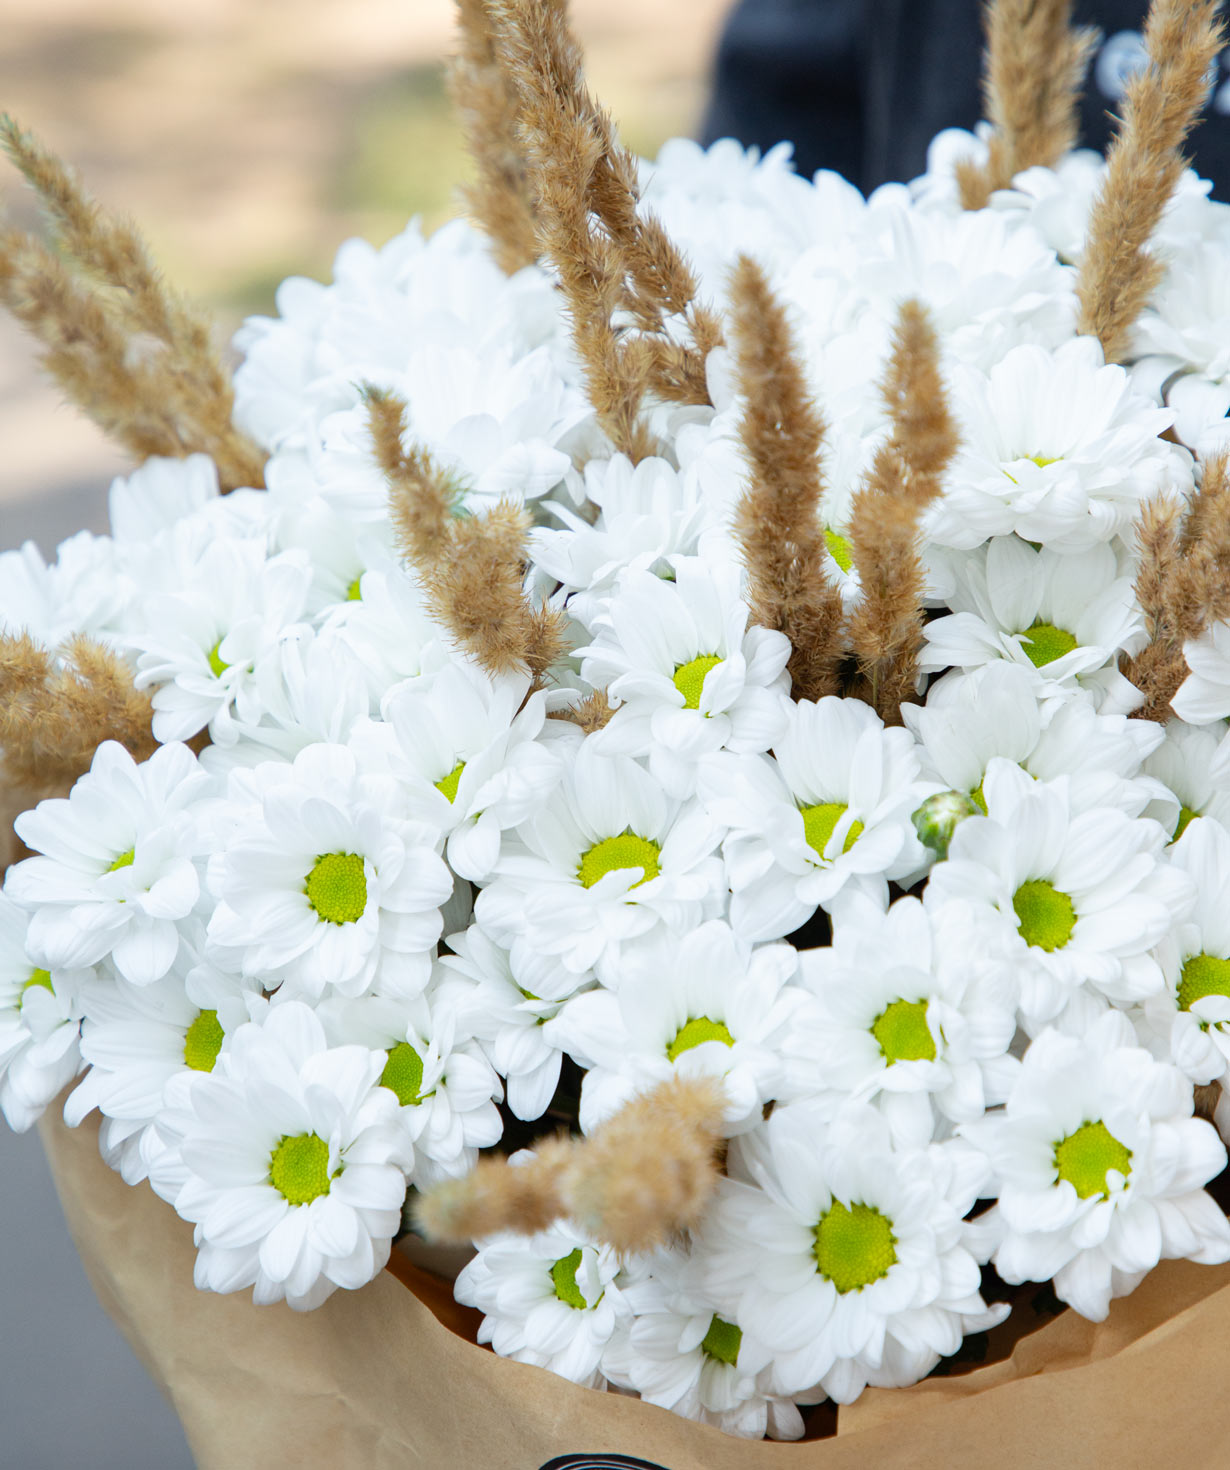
[1075,0,1225,363]
[416,1075,726,1254]
[0,631,156,795]
[729,255,846,702]
[847,300,959,723]
[371,388,567,681]
[957,0,1098,209]
[0,116,266,491]
[555,688,615,733]
[1123,453,1230,721]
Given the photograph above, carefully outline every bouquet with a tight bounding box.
[5,0,1230,1451]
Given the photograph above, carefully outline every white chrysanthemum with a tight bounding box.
[455,1218,630,1388]
[927,337,1185,551]
[918,536,1144,706]
[353,658,563,882]
[545,920,809,1135]
[1140,718,1230,840]
[319,566,441,697]
[438,925,585,1122]
[1172,620,1230,725]
[474,742,724,983]
[1131,238,1230,382]
[962,1010,1230,1321]
[107,453,221,544]
[0,532,130,648]
[700,1101,1006,1401]
[0,891,85,1132]
[925,760,1192,1028]
[578,559,791,796]
[9,741,209,986]
[604,1248,819,1440]
[322,988,501,1187]
[207,744,452,1000]
[795,894,1018,1130]
[159,1002,411,1310]
[699,697,934,940]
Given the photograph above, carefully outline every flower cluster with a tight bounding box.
[6,94,1230,1439]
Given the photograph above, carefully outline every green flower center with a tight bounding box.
[269,1132,333,1206]
[549,1247,590,1309]
[577,832,661,890]
[434,760,466,804]
[801,802,863,862]
[970,780,988,815]
[1172,805,1199,843]
[305,852,368,924]
[107,848,135,872]
[1053,1120,1132,1199]
[813,1200,897,1294]
[700,1314,742,1366]
[1028,453,1062,468]
[183,1009,224,1072]
[1019,620,1078,668]
[346,576,363,602]
[672,654,722,711]
[19,968,53,1009]
[207,639,230,678]
[1012,878,1077,951]
[1177,953,1230,1013]
[380,1041,427,1106]
[666,1015,735,1063]
[825,527,853,573]
[871,998,936,1065]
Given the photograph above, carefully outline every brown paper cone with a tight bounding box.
[37,1105,1230,1470]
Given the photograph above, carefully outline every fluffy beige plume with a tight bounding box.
[1123,454,1230,721]
[729,255,846,702]
[0,116,266,491]
[555,688,616,734]
[370,387,567,682]
[957,0,1098,209]
[847,300,959,723]
[415,1075,727,1254]
[1075,0,1225,363]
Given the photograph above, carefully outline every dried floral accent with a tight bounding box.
[554,688,615,734]
[729,255,846,702]
[370,387,567,681]
[415,1075,726,1252]
[957,0,1099,210]
[449,0,542,274]
[847,300,959,723]
[1123,453,1230,721]
[485,0,721,462]
[0,631,156,795]
[1075,0,1226,363]
[0,116,265,492]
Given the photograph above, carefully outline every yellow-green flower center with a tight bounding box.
[269,1132,333,1205]
[666,1015,735,1063]
[1028,453,1062,468]
[1177,953,1230,1013]
[305,852,368,924]
[801,802,863,862]
[550,1247,589,1309]
[434,760,466,804]
[871,998,936,1066]
[207,639,230,678]
[19,968,53,1009]
[700,1314,742,1366]
[577,832,661,890]
[1053,1120,1132,1199]
[672,654,722,710]
[825,527,853,574]
[813,1200,897,1294]
[380,1041,427,1106]
[1172,805,1199,843]
[1019,620,1078,669]
[346,576,363,602]
[183,1009,224,1072]
[970,780,988,815]
[107,848,135,872]
[1012,878,1077,951]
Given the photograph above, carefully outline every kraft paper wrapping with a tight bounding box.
[38,1107,1230,1470]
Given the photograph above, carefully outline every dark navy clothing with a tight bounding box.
[701,0,1230,200]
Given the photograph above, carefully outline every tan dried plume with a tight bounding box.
[847,300,959,722]
[729,255,846,702]
[556,688,616,733]
[416,1075,727,1254]
[370,387,567,681]
[0,631,156,797]
[1076,0,1226,363]
[484,0,722,461]
[0,116,266,491]
[957,0,1098,209]
[1123,453,1230,721]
